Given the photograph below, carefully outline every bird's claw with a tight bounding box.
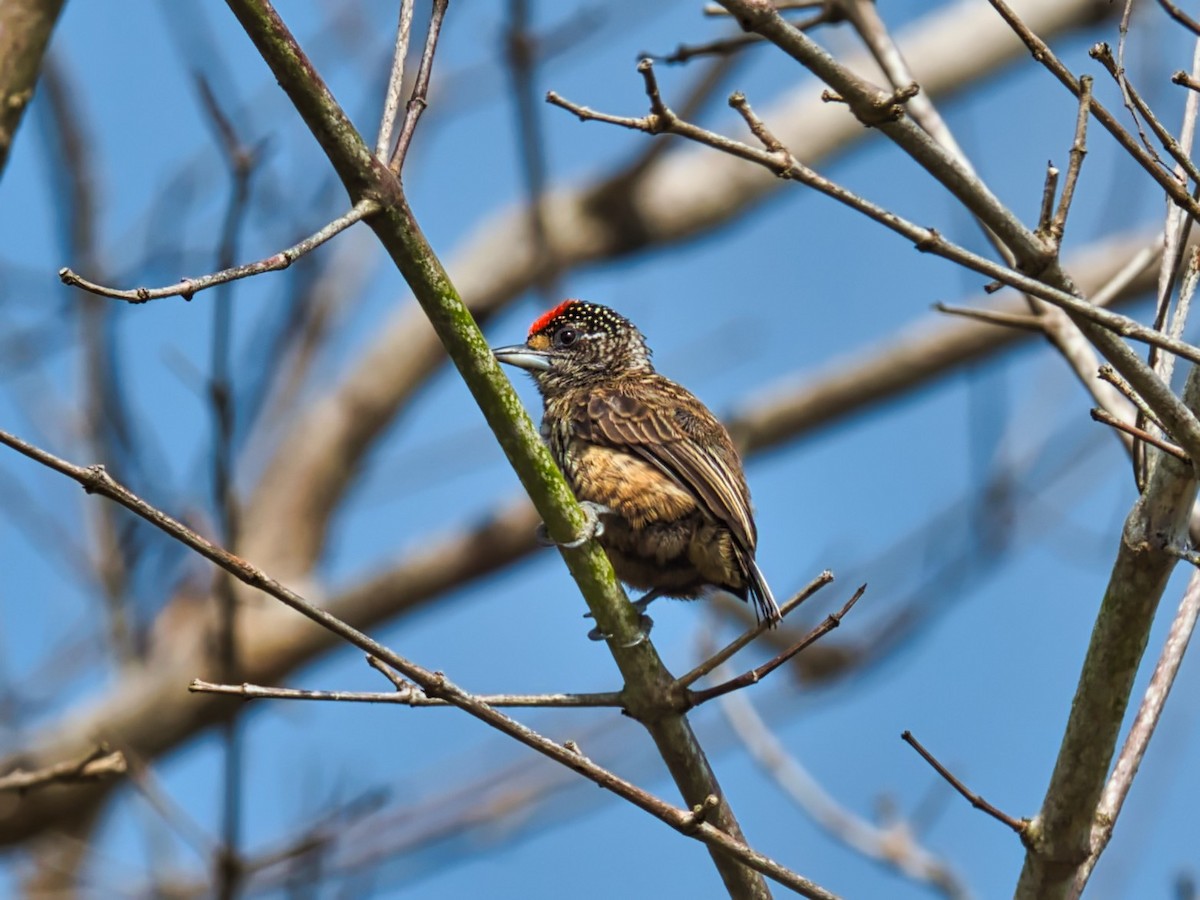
[587,613,653,646]
[536,501,610,549]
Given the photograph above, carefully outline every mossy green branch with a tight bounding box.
[222,2,772,897]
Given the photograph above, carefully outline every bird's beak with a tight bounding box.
[492,343,552,372]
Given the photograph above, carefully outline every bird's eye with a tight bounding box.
[556,326,578,348]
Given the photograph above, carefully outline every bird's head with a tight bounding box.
[493,300,653,394]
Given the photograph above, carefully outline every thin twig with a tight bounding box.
[376,0,416,158]
[1050,76,1092,245]
[1036,162,1059,237]
[688,585,865,707]
[1113,2,1162,167]
[1090,408,1188,461]
[1090,43,1200,189]
[933,304,1044,332]
[389,0,449,174]
[1159,0,1200,39]
[59,199,378,302]
[676,570,835,689]
[1098,365,1166,431]
[652,9,840,65]
[900,731,1027,836]
[988,0,1200,222]
[190,679,627,708]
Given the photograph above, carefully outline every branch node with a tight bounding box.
[913,228,941,253]
[681,794,721,834]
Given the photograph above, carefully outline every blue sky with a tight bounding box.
[2,2,1198,898]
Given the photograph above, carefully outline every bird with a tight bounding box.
[492,299,782,637]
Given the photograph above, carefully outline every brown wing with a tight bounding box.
[572,383,757,554]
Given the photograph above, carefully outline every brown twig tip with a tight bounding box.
[1090,408,1189,461]
[900,730,1028,836]
[1174,71,1200,92]
[367,654,409,690]
[635,58,669,119]
[729,92,785,154]
[934,302,1044,332]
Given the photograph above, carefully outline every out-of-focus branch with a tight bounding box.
[720,690,970,899]
[504,0,559,299]
[0,0,66,178]
[0,746,125,794]
[38,55,141,667]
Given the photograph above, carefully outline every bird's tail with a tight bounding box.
[745,555,782,627]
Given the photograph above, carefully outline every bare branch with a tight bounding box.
[376,0,416,158]
[933,303,1043,332]
[1159,0,1200,39]
[389,0,449,173]
[1050,75,1092,245]
[677,570,834,689]
[901,731,1028,837]
[190,678,626,708]
[58,199,379,303]
[688,585,865,707]
[1090,408,1188,461]
[988,0,1200,221]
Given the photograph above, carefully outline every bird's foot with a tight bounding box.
[535,501,610,548]
[587,613,654,646]
[582,586,666,621]
[585,586,663,642]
